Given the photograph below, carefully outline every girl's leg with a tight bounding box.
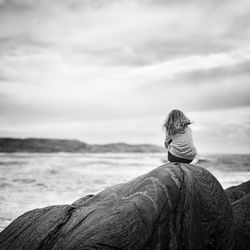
[168,151,192,164]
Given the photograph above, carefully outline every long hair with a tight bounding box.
[163,109,191,135]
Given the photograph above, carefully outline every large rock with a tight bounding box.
[224,181,250,250]
[225,181,250,203]
[231,193,250,250]
[0,163,239,249]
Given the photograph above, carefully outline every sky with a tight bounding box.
[0,0,250,154]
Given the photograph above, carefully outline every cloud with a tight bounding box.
[178,60,250,83]
[130,48,250,80]
[0,45,250,124]
[1,0,250,61]
[0,0,249,83]
[126,49,250,111]
[0,0,250,152]
[189,107,250,153]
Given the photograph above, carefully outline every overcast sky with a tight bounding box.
[0,0,250,153]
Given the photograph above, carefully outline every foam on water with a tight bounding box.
[0,152,249,232]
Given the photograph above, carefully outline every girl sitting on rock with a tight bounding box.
[163,109,197,164]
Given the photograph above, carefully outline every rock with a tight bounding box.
[225,181,250,203]
[224,181,250,250]
[231,193,250,250]
[0,163,237,249]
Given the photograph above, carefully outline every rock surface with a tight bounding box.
[0,163,248,249]
[225,180,250,203]
[225,181,250,250]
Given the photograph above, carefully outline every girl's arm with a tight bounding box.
[164,134,172,148]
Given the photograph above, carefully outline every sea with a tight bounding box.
[0,152,250,232]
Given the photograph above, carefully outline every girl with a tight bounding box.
[163,109,197,164]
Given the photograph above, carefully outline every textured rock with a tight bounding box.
[224,181,250,250]
[0,163,237,249]
[225,181,250,203]
[231,193,250,250]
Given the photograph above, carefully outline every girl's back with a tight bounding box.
[163,109,197,163]
[167,126,196,160]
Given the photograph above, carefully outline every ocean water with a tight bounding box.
[0,152,250,232]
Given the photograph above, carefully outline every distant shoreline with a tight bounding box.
[0,138,165,153]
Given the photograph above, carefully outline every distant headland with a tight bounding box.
[0,138,165,153]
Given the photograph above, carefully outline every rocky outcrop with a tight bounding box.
[225,181,250,250]
[225,181,250,203]
[0,163,249,249]
[231,193,250,250]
